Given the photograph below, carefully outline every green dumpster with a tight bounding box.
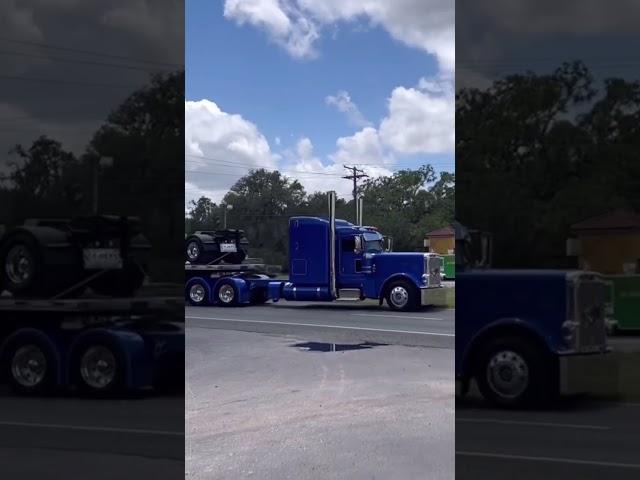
[443,254,455,280]
[605,275,640,331]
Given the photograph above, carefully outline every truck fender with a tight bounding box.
[0,328,64,387]
[377,274,421,304]
[460,318,553,378]
[68,328,151,390]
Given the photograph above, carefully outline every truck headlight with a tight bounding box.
[422,274,429,284]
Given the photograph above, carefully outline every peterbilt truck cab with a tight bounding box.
[455,222,610,407]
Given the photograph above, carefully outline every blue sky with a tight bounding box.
[185,0,455,203]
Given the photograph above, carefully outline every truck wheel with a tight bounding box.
[475,336,556,408]
[215,280,238,307]
[0,234,43,296]
[187,280,209,306]
[75,343,123,396]
[385,280,418,311]
[4,339,55,394]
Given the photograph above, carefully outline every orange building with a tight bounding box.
[424,226,455,255]
[570,210,640,274]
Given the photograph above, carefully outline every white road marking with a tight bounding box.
[456,451,640,469]
[456,418,610,430]
[186,316,454,337]
[351,313,446,320]
[0,420,183,436]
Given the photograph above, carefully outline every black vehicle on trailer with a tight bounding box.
[0,216,184,396]
[184,229,249,265]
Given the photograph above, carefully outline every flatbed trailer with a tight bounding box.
[0,292,184,395]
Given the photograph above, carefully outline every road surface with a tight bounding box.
[186,303,455,479]
[186,301,454,348]
[0,388,184,479]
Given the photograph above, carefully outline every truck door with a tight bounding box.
[339,235,365,288]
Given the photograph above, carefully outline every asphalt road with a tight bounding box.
[185,301,455,349]
[0,388,184,479]
[186,303,455,479]
[456,393,640,479]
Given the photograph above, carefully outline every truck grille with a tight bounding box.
[425,255,442,288]
[575,277,607,352]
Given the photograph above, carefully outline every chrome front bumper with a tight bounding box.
[559,351,616,395]
[420,286,447,306]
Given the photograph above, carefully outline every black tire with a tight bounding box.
[3,336,56,395]
[0,233,44,297]
[185,236,209,264]
[186,280,209,306]
[73,342,124,396]
[223,251,246,265]
[89,260,146,297]
[475,335,557,408]
[215,280,239,307]
[385,279,419,311]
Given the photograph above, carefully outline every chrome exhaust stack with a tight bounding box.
[328,191,337,299]
[356,195,364,226]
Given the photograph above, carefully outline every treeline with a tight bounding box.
[185,166,454,269]
[457,62,640,268]
[0,72,185,281]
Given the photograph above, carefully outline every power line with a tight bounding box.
[0,36,183,68]
[0,50,176,73]
[0,74,140,89]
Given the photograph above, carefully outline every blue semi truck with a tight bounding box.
[186,192,445,311]
[455,222,611,407]
[0,217,184,396]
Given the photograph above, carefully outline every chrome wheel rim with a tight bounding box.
[486,350,529,399]
[186,241,200,261]
[190,284,206,303]
[218,284,235,304]
[11,345,47,387]
[80,346,117,390]
[390,286,409,308]
[5,245,33,285]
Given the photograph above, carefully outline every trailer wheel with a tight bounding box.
[385,279,418,311]
[75,343,123,396]
[215,280,238,307]
[475,335,556,408]
[187,280,209,306]
[4,338,55,394]
[0,233,43,296]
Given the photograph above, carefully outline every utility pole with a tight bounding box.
[342,165,368,223]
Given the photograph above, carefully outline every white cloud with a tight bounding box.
[325,90,371,127]
[185,99,279,204]
[224,0,319,58]
[379,75,454,154]
[223,0,454,71]
[283,136,392,198]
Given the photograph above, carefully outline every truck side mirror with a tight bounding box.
[384,236,393,252]
[354,235,363,254]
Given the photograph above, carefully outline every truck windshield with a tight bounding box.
[363,233,384,253]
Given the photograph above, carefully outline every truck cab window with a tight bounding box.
[342,237,356,251]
